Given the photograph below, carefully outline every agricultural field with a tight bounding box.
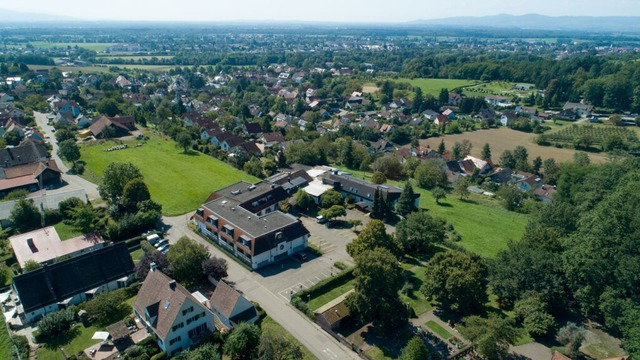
[395,78,479,96]
[26,42,114,52]
[462,81,537,98]
[79,133,258,215]
[95,55,175,61]
[542,124,638,145]
[417,127,609,163]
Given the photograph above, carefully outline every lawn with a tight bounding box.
[395,78,480,96]
[80,134,258,215]
[0,325,15,360]
[332,165,528,258]
[463,81,537,98]
[425,320,453,339]
[260,316,316,360]
[27,42,114,52]
[400,263,433,316]
[28,64,176,74]
[53,221,83,240]
[307,280,354,311]
[130,248,144,263]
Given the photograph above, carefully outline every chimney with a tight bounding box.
[150,262,157,272]
[169,280,177,290]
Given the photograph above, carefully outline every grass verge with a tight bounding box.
[260,316,317,360]
[425,320,453,339]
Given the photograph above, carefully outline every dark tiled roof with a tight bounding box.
[0,143,49,168]
[254,221,309,255]
[13,243,134,313]
[244,122,262,134]
[209,280,240,319]
[321,173,403,202]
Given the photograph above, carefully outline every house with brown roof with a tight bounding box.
[133,268,215,357]
[0,159,62,195]
[208,280,258,330]
[89,115,135,138]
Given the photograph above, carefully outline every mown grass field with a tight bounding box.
[80,134,258,215]
[332,165,528,258]
[395,78,480,96]
[0,326,14,360]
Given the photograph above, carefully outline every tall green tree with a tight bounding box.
[98,162,143,205]
[399,337,430,360]
[121,178,151,212]
[421,251,488,314]
[500,150,516,169]
[414,161,447,190]
[176,131,192,153]
[396,182,417,217]
[453,177,471,200]
[258,332,303,360]
[514,292,556,337]
[460,315,517,359]
[396,212,446,255]
[481,143,492,160]
[319,189,344,209]
[10,198,41,232]
[166,236,210,287]
[346,219,401,259]
[57,139,81,167]
[346,248,407,328]
[224,323,262,360]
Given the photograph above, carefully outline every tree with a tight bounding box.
[431,187,447,204]
[514,292,556,337]
[371,156,402,180]
[341,139,355,169]
[496,186,524,211]
[532,156,543,174]
[55,128,75,143]
[98,162,143,205]
[396,182,417,217]
[574,152,591,166]
[244,157,264,178]
[396,212,446,255]
[481,143,492,160]
[23,259,42,272]
[438,88,449,105]
[176,131,192,153]
[57,139,81,166]
[437,139,446,155]
[121,178,151,212]
[421,251,488,314]
[36,307,77,340]
[4,129,23,146]
[202,256,228,280]
[453,177,470,200]
[176,343,221,360]
[400,337,430,360]
[223,322,262,360]
[459,139,473,158]
[10,198,41,232]
[513,145,529,164]
[346,248,407,328]
[542,158,560,183]
[319,189,344,209]
[258,331,303,360]
[556,323,586,359]
[451,142,462,160]
[414,161,447,190]
[84,289,127,325]
[371,171,387,184]
[68,202,101,233]
[320,205,346,222]
[96,98,120,117]
[500,150,516,169]
[134,251,170,279]
[166,236,210,287]
[370,188,384,220]
[294,189,314,212]
[346,219,401,259]
[460,315,517,359]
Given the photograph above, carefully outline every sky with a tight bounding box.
[3,0,639,22]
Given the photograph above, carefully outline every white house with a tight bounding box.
[209,281,259,330]
[133,268,216,357]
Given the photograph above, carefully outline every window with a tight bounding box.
[182,306,194,316]
[186,312,205,325]
[171,322,184,332]
[169,336,182,346]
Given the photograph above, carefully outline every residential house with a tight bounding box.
[194,181,309,269]
[55,101,81,118]
[0,160,62,195]
[448,93,462,105]
[260,132,285,149]
[485,95,511,107]
[533,185,557,204]
[89,115,136,138]
[515,106,538,118]
[434,114,450,126]
[476,108,497,123]
[0,93,14,104]
[422,110,440,122]
[264,169,312,195]
[369,139,393,154]
[459,156,493,175]
[500,111,518,126]
[442,108,456,119]
[12,243,134,324]
[379,124,394,134]
[208,280,259,330]
[318,171,419,209]
[74,114,92,128]
[563,102,593,117]
[0,142,49,168]
[244,122,262,135]
[9,227,104,268]
[512,172,541,192]
[133,268,215,357]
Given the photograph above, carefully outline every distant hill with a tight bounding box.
[411,14,640,33]
[0,8,77,22]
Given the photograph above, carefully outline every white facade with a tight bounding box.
[136,298,214,357]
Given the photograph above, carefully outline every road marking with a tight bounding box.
[323,348,339,359]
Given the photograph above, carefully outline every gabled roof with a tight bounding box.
[133,270,212,340]
[89,115,130,137]
[262,132,285,144]
[209,280,241,319]
[13,243,134,313]
[244,122,262,134]
[0,143,49,168]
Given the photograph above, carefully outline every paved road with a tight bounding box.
[34,111,100,201]
[163,214,361,360]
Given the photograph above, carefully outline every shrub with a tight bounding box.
[36,307,77,340]
[334,261,348,271]
[12,335,29,360]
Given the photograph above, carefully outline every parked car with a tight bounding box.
[315,215,327,224]
[146,234,161,247]
[155,239,169,248]
[293,252,308,261]
[158,244,171,254]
